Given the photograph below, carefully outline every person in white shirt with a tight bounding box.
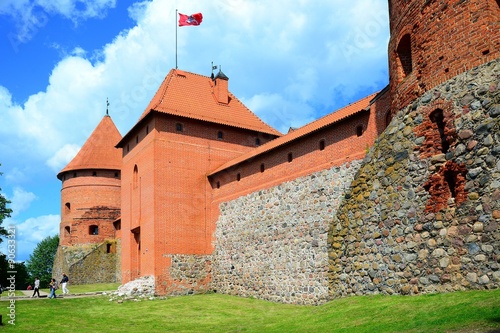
[31,277,40,298]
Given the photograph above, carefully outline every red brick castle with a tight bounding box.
[53,1,500,304]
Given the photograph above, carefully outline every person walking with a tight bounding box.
[60,273,69,295]
[31,277,41,298]
[48,278,58,299]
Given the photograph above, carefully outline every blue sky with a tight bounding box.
[0,0,390,262]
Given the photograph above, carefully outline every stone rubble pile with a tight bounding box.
[107,275,156,302]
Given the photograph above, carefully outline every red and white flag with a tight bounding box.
[178,12,203,26]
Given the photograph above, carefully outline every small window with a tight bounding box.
[288,153,293,163]
[385,112,392,127]
[93,171,97,176]
[237,173,241,181]
[396,34,412,78]
[65,202,71,212]
[255,138,261,146]
[217,131,224,139]
[260,163,265,173]
[89,225,99,235]
[114,172,119,178]
[133,165,139,189]
[113,220,121,231]
[216,181,220,189]
[356,126,363,137]
[176,123,183,132]
[64,226,70,236]
[319,140,325,151]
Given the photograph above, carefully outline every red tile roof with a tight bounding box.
[209,92,378,175]
[57,115,122,179]
[137,69,282,136]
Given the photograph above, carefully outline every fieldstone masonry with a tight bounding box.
[213,161,362,305]
[329,59,500,298]
[165,254,212,295]
[53,240,120,285]
[212,59,499,305]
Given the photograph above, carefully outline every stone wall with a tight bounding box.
[329,58,500,298]
[53,240,121,285]
[213,160,362,305]
[162,254,212,295]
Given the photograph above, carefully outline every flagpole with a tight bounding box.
[175,9,178,69]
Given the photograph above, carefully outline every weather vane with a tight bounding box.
[106,98,110,116]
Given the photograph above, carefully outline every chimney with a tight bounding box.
[213,70,229,104]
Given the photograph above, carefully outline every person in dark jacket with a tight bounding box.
[60,273,69,295]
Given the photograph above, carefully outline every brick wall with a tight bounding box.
[59,169,121,246]
[388,0,500,112]
[210,91,390,206]
[119,113,278,294]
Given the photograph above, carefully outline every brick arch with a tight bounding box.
[390,26,413,85]
[396,33,412,79]
[413,99,456,159]
[413,99,467,212]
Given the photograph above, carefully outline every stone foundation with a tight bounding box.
[213,161,362,305]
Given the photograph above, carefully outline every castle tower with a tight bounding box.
[388,0,500,112]
[116,68,281,294]
[57,114,122,246]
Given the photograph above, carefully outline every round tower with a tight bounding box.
[388,0,500,112]
[57,114,122,246]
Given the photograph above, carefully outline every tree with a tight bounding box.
[0,255,30,289]
[0,165,13,243]
[25,235,59,287]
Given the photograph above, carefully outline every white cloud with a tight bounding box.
[0,215,59,262]
[243,93,316,134]
[2,0,116,46]
[8,187,37,218]
[47,144,81,172]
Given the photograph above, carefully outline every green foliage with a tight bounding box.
[25,235,59,286]
[0,165,13,244]
[3,290,500,332]
[0,253,30,288]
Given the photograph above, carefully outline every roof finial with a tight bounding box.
[211,61,217,80]
[106,98,110,116]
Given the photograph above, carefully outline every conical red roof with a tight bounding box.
[57,115,122,179]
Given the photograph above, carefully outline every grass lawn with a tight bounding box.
[38,282,121,295]
[1,289,499,332]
